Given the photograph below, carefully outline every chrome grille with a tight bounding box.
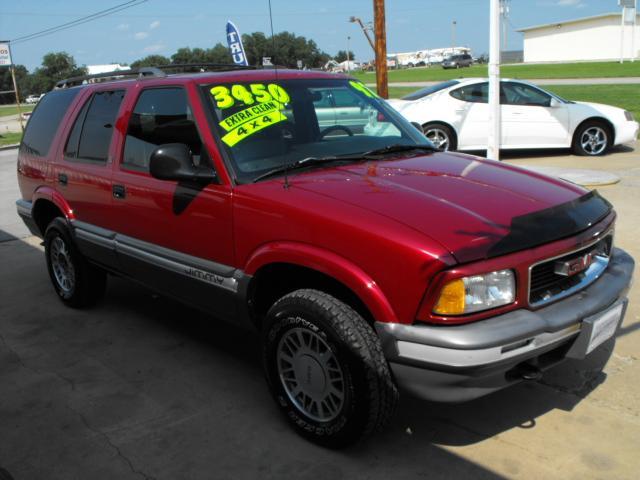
[529,234,613,307]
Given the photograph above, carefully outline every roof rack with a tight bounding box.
[54,63,260,89]
[55,67,166,89]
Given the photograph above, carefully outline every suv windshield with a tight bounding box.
[202,78,428,183]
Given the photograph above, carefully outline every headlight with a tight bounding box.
[433,269,515,315]
[624,111,635,121]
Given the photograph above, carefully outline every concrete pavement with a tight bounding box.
[1,146,639,479]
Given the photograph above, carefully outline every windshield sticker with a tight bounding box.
[210,83,291,110]
[349,80,379,99]
[211,83,291,147]
[220,105,287,147]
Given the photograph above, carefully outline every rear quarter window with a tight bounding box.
[20,88,81,157]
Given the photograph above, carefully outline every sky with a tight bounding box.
[0,0,626,71]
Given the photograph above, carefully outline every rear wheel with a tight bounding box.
[422,122,456,151]
[262,289,398,448]
[44,218,106,308]
[572,121,611,156]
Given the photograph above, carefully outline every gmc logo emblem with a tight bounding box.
[554,253,594,277]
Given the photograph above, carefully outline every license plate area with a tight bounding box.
[566,299,627,359]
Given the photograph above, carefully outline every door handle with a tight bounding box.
[112,184,126,199]
[58,173,68,186]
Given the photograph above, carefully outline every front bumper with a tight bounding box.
[375,248,635,402]
[615,120,639,145]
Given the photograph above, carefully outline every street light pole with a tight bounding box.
[451,20,457,50]
[349,16,375,51]
[347,36,351,74]
[487,0,501,160]
[373,0,388,99]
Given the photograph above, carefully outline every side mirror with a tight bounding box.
[149,143,216,183]
[549,98,561,108]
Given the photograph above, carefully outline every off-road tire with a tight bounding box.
[44,218,106,308]
[262,289,398,448]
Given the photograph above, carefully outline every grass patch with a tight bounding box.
[0,104,35,118]
[545,84,640,120]
[387,84,640,120]
[0,131,22,146]
[353,61,640,83]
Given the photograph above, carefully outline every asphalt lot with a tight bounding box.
[1,146,639,479]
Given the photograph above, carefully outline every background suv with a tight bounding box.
[442,54,473,69]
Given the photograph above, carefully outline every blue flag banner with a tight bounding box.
[226,21,248,66]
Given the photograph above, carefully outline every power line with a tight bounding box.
[11,0,149,45]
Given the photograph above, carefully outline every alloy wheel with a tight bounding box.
[580,126,608,155]
[424,127,450,151]
[277,327,346,422]
[50,236,75,293]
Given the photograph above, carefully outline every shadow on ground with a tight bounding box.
[0,231,617,479]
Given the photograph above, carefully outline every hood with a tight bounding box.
[574,101,626,118]
[288,152,607,263]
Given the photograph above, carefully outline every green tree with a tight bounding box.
[334,50,355,63]
[242,31,330,68]
[170,44,232,65]
[28,52,86,92]
[0,65,30,104]
[130,55,171,68]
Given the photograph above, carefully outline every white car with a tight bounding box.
[386,78,639,156]
[24,94,43,104]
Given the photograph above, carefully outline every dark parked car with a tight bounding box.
[442,53,473,69]
[16,65,634,448]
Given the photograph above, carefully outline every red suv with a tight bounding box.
[16,66,634,447]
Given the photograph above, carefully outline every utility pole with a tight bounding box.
[488,0,501,160]
[0,41,24,132]
[373,0,388,99]
[347,36,351,74]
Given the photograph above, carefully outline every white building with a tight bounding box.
[518,12,639,63]
[390,47,471,66]
[86,64,131,75]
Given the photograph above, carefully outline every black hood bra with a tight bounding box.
[487,190,613,258]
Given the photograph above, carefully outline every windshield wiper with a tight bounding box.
[359,143,438,157]
[251,144,437,183]
[252,156,347,183]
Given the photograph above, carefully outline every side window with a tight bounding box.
[21,88,80,157]
[502,83,551,107]
[65,90,125,163]
[311,89,332,109]
[123,88,206,171]
[450,83,488,104]
[64,99,91,159]
[332,89,362,108]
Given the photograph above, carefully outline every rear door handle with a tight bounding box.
[58,173,68,186]
[112,184,126,199]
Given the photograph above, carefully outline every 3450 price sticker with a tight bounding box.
[210,83,290,110]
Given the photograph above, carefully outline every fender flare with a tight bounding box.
[32,186,75,221]
[244,241,399,324]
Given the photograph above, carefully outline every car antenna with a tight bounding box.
[267,0,289,189]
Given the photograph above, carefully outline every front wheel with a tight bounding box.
[262,289,398,448]
[572,121,611,156]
